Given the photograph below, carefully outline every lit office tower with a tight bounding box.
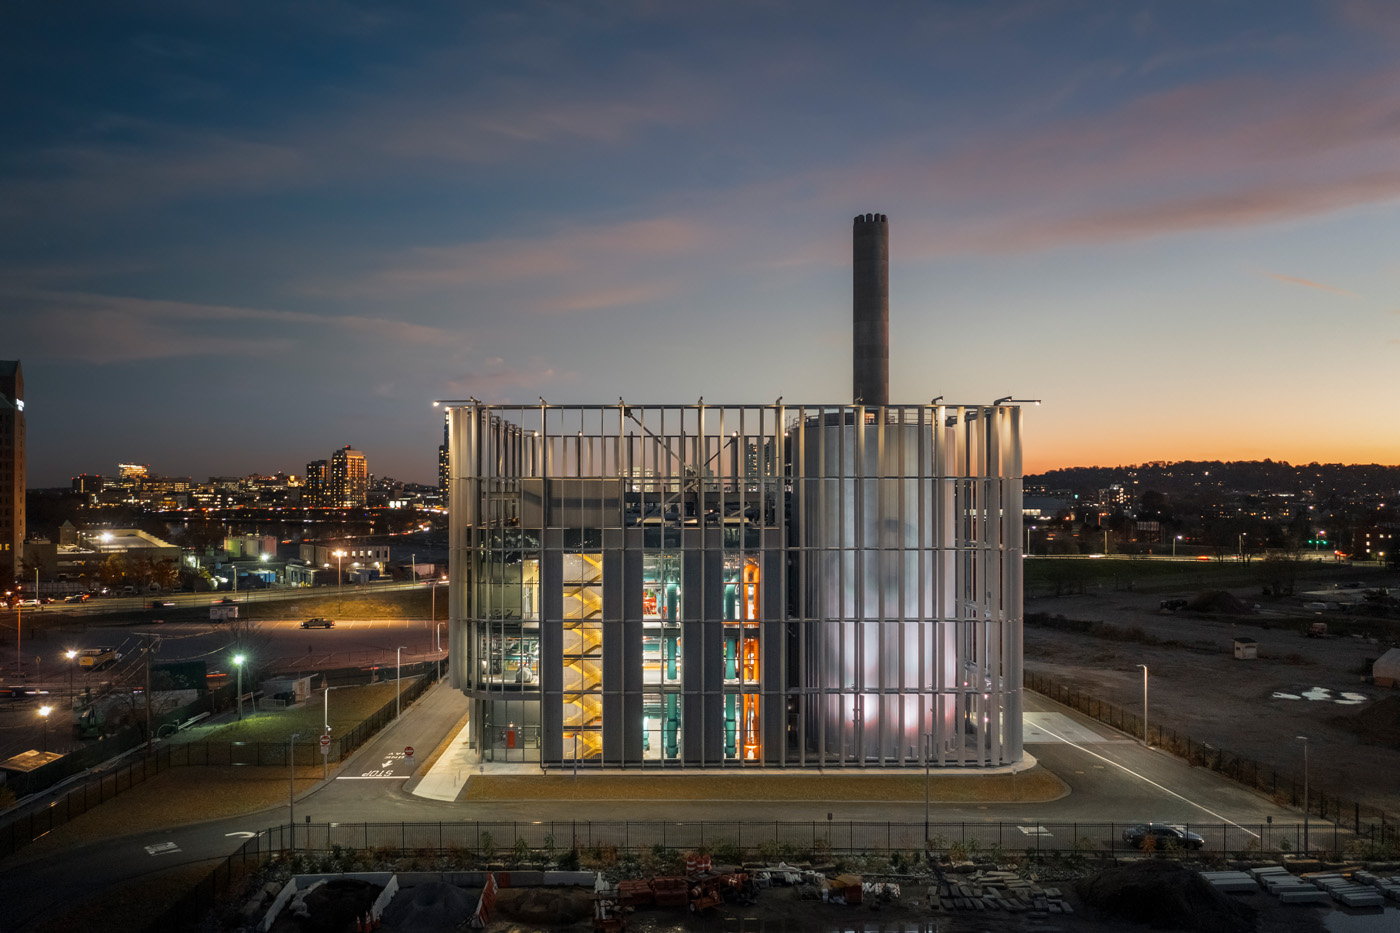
[438,419,450,508]
[304,460,328,507]
[330,446,368,507]
[443,216,1027,772]
[0,361,23,584]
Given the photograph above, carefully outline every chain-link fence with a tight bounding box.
[152,817,1391,933]
[260,818,1367,860]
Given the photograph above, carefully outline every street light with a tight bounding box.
[233,653,246,721]
[65,649,77,701]
[396,646,407,718]
[1173,535,1181,558]
[1238,532,1246,562]
[333,550,346,614]
[1297,735,1310,854]
[432,575,445,624]
[321,683,353,780]
[38,705,52,752]
[1136,664,1149,746]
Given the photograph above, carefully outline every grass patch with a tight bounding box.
[202,682,403,743]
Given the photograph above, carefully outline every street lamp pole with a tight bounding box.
[1136,664,1149,746]
[65,649,77,701]
[322,684,352,780]
[234,654,246,721]
[1297,735,1310,854]
[334,550,345,614]
[1174,535,1181,558]
[38,705,52,753]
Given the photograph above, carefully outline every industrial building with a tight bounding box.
[443,215,1027,771]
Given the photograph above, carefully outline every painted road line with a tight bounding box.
[1036,722,1260,838]
[145,842,181,855]
[337,775,404,780]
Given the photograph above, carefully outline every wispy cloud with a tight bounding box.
[1265,272,1361,298]
[0,289,469,363]
[444,356,559,398]
[305,217,708,313]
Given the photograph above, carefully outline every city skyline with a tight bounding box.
[5,2,1400,486]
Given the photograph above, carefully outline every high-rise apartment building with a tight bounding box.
[329,446,367,507]
[438,419,450,508]
[304,460,328,507]
[0,361,23,584]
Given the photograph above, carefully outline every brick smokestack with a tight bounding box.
[852,213,889,407]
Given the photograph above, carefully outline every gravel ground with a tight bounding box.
[1025,571,1400,817]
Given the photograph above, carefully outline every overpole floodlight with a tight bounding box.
[234,654,246,721]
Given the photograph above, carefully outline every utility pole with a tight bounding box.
[135,632,158,756]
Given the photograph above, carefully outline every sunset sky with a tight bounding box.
[4,1,1399,486]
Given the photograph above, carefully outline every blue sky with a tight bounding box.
[4,1,1399,486]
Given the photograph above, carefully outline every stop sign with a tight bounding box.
[404,746,414,758]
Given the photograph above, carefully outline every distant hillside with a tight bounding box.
[1028,460,1400,499]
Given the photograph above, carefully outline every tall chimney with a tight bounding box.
[852,213,889,407]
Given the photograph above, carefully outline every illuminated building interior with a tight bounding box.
[445,401,1024,770]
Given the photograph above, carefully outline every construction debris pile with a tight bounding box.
[925,868,1071,916]
[1204,865,1398,908]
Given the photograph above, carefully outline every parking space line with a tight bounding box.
[1036,722,1259,837]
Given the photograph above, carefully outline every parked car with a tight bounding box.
[301,617,335,629]
[65,593,89,603]
[1122,823,1204,850]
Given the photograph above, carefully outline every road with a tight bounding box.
[0,676,1332,932]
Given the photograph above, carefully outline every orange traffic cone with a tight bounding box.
[354,914,364,933]
[373,913,382,930]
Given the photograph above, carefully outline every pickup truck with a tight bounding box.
[301,617,335,629]
[78,647,119,669]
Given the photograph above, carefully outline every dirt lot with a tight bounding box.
[1025,566,1400,817]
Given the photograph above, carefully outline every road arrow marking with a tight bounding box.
[145,842,181,855]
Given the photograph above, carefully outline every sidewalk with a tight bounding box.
[409,724,1058,803]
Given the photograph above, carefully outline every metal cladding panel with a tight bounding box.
[539,550,564,763]
[701,547,726,764]
[602,549,625,763]
[681,548,706,765]
[622,548,645,764]
[762,619,785,764]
